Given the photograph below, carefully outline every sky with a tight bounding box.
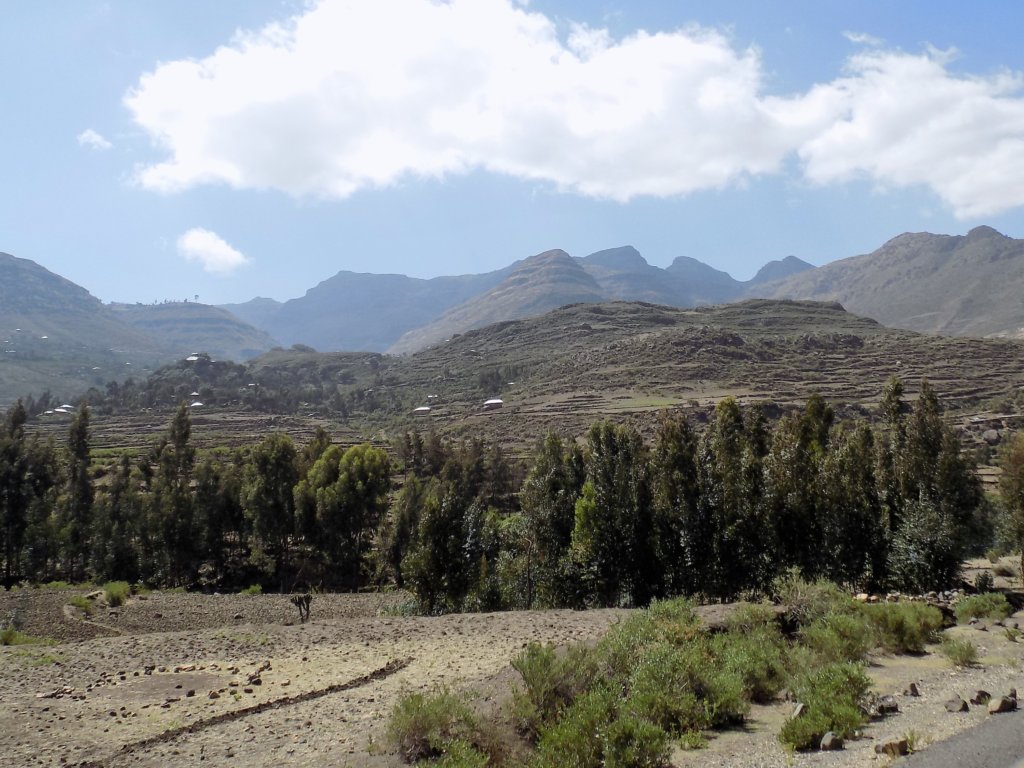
[3,0,1024,306]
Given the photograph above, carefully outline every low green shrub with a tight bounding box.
[387,687,479,763]
[800,612,873,664]
[779,663,870,751]
[1,628,54,646]
[864,602,943,654]
[773,573,855,627]
[624,639,748,733]
[67,595,94,615]
[239,584,263,596]
[678,731,708,750]
[103,581,131,607]
[975,571,995,593]
[511,642,598,737]
[955,593,1012,623]
[603,715,670,768]
[432,739,490,768]
[712,626,789,704]
[940,635,979,667]
[534,685,617,768]
[724,603,779,634]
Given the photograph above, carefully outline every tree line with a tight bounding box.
[0,378,1014,609]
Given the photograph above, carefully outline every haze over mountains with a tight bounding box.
[4,225,1024,404]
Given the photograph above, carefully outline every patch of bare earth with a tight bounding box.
[2,590,1023,767]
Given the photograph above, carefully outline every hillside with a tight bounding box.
[755,226,1024,337]
[222,266,514,352]
[110,301,279,361]
[388,249,607,354]
[44,300,1024,455]
[0,252,171,405]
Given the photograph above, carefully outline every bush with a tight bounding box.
[940,635,979,667]
[800,612,873,664]
[511,642,598,737]
[534,685,617,768]
[955,593,1012,623]
[387,687,479,763]
[975,571,995,593]
[0,628,53,646]
[863,602,943,654]
[624,640,748,733]
[603,715,670,768]
[239,584,263,596]
[432,739,490,768]
[713,626,789,704]
[67,595,94,615]
[103,581,131,607]
[779,663,870,751]
[773,573,854,627]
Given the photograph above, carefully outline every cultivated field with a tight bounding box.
[3,570,1024,768]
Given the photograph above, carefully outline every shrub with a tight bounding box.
[239,584,263,596]
[67,595,94,615]
[725,603,779,634]
[387,687,479,763]
[534,685,617,768]
[713,626,789,704]
[940,635,979,667]
[678,731,708,750]
[511,642,598,737]
[779,663,870,751]
[0,628,54,646]
[863,602,943,654]
[800,612,874,664]
[955,593,1012,623]
[773,573,854,627]
[975,571,995,593]
[603,715,670,768]
[624,640,748,733]
[103,581,131,607]
[432,739,490,768]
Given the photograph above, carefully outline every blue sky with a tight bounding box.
[3,0,1024,305]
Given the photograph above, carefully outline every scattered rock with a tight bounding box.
[791,702,806,719]
[208,691,220,700]
[971,690,992,706]
[989,696,1018,714]
[233,613,243,621]
[875,737,909,757]
[877,695,900,714]
[904,682,921,697]
[983,429,1001,445]
[820,731,843,751]
[945,696,969,713]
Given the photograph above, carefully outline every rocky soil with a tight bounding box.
[1,580,1023,768]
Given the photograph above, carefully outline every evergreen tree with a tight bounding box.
[62,404,93,581]
[241,432,299,588]
[650,412,700,595]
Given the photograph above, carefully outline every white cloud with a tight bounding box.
[177,228,249,274]
[77,128,113,150]
[842,31,883,47]
[125,0,1024,218]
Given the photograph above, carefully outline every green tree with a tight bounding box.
[650,412,700,595]
[151,403,197,585]
[62,404,93,581]
[294,443,391,589]
[241,432,299,589]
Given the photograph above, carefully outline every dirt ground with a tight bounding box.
[2,570,1023,768]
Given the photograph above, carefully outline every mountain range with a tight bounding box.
[4,225,1024,404]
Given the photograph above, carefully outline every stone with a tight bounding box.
[971,690,992,706]
[1009,688,1018,701]
[989,696,1017,714]
[877,695,900,714]
[820,731,843,751]
[855,593,869,602]
[983,429,1001,445]
[207,691,220,700]
[791,702,806,719]
[904,682,921,697]
[233,613,244,621]
[875,738,909,757]
[945,696,969,713]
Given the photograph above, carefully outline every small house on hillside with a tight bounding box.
[483,398,504,411]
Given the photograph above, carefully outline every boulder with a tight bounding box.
[971,690,992,706]
[989,696,1017,714]
[945,696,969,713]
[904,682,921,697]
[877,695,900,714]
[983,429,1001,445]
[820,731,843,751]
[875,737,909,757]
